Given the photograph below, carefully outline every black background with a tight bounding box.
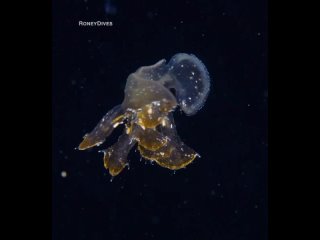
[52,0,267,239]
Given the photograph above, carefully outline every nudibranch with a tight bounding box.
[78,53,210,176]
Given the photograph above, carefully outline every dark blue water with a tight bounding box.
[52,0,267,239]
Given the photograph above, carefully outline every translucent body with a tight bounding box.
[78,53,211,176]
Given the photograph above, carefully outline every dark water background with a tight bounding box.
[52,0,267,239]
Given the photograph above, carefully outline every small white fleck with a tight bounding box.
[191,71,195,75]
[153,101,161,106]
[181,64,184,68]
[257,32,261,36]
[161,118,166,127]
[61,171,67,178]
[248,104,251,107]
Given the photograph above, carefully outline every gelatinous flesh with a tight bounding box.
[79,53,210,176]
